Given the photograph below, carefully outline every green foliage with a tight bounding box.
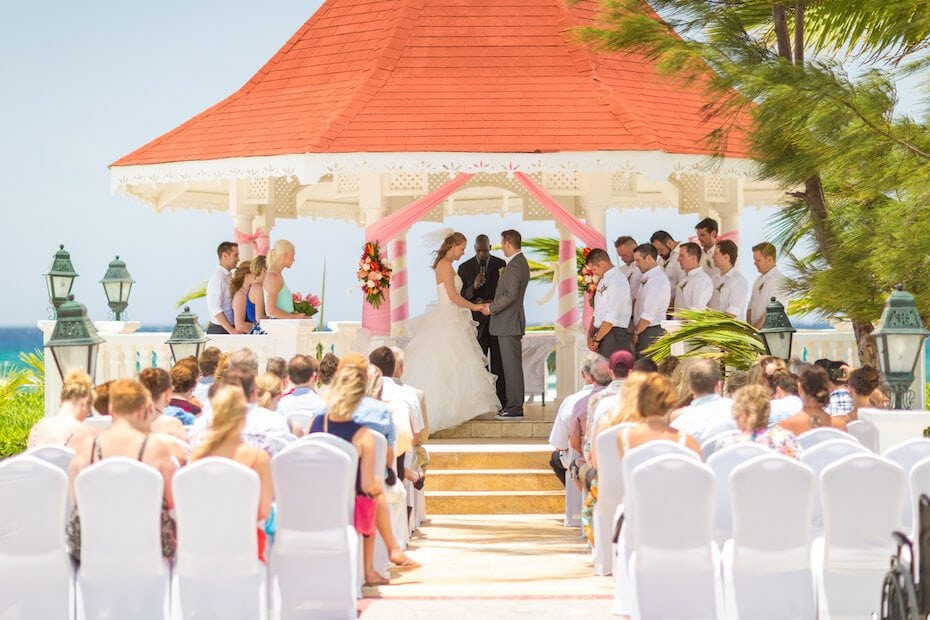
[176,281,207,308]
[18,349,45,392]
[0,391,44,458]
[642,309,767,370]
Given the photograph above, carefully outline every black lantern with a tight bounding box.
[872,285,929,409]
[44,245,78,315]
[758,297,796,361]
[100,256,134,321]
[166,306,209,363]
[46,296,103,381]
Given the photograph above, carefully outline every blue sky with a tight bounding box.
[2,2,924,329]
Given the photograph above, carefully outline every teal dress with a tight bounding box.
[277,283,294,313]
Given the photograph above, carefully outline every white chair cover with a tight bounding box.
[799,439,869,537]
[909,457,930,543]
[371,432,409,574]
[24,444,75,474]
[815,453,906,619]
[626,455,722,619]
[723,455,816,620]
[74,457,169,620]
[286,412,314,434]
[706,442,770,546]
[701,430,734,460]
[171,458,266,620]
[270,442,357,620]
[884,439,930,533]
[592,422,635,575]
[796,427,858,450]
[82,416,112,431]
[846,420,880,453]
[0,456,73,620]
[564,447,582,527]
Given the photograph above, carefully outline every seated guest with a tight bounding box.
[390,346,430,484]
[193,346,223,403]
[230,260,258,334]
[67,379,178,561]
[585,350,635,465]
[317,352,340,397]
[29,369,96,449]
[568,357,611,491]
[632,357,658,373]
[278,354,326,416]
[723,370,749,397]
[549,353,598,487]
[769,371,802,426]
[747,355,788,395]
[191,384,273,562]
[669,357,699,408]
[670,359,737,445]
[256,372,283,412]
[715,385,801,458]
[618,373,702,458]
[209,368,294,456]
[163,362,202,426]
[778,365,848,434]
[138,368,190,441]
[370,347,424,484]
[309,365,385,586]
[815,358,854,416]
[265,356,289,394]
[844,365,882,422]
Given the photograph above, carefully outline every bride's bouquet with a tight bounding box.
[578,247,599,306]
[358,241,392,309]
[291,292,321,317]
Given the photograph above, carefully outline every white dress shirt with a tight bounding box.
[593,266,632,330]
[206,264,234,324]
[244,405,295,456]
[711,268,749,320]
[278,386,327,416]
[678,267,714,311]
[634,266,671,327]
[701,246,721,281]
[549,384,594,451]
[748,267,787,326]
[381,376,425,435]
[618,261,643,304]
[768,395,802,426]
[503,250,522,265]
[671,394,737,445]
[660,245,685,307]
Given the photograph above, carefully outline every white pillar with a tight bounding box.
[579,172,611,244]
[555,224,583,399]
[229,180,259,260]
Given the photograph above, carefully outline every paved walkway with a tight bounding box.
[360,514,614,618]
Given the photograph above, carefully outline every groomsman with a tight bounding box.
[206,241,240,334]
[677,242,714,310]
[650,230,684,309]
[747,241,788,329]
[585,249,632,358]
[710,239,749,320]
[459,234,507,406]
[695,218,721,281]
[614,236,643,303]
[631,244,671,357]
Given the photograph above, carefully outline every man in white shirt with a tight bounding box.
[192,346,222,404]
[650,230,684,310]
[614,236,643,304]
[695,218,721,281]
[710,239,749,321]
[206,241,241,334]
[769,370,802,426]
[746,241,788,329]
[370,347,425,439]
[631,244,672,357]
[548,352,599,487]
[671,359,737,445]
[585,248,633,358]
[277,354,327,418]
[677,242,714,310]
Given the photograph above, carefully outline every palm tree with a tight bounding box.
[642,309,767,370]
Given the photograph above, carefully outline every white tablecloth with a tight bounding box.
[523,332,557,395]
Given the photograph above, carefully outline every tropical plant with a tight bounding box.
[176,280,207,308]
[0,391,44,458]
[521,237,589,293]
[642,309,767,370]
[18,349,45,392]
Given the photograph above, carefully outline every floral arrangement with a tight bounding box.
[291,292,321,318]
[577,247,599,306]
[358,241,392,309]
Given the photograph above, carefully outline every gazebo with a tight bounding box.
[110,0,784,396]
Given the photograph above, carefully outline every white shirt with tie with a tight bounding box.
[678,267,714,311]
[711,268,749,320]
[634,266,671,328]
[748,267,787,326]
[593,266,631,331]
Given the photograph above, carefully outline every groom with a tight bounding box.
[480,229,530,419]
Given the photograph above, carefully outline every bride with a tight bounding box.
[403,231,502,432]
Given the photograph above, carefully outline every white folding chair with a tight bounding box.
[701,430,735,460]
[24,444,75,474]
[706,442,769,546]
[592,422,635,575]
[295,433,359,467]
[796,427,858,450]
[846,420,880,453]
[909,457,930,542]
[371,432,408,575]
[723,455,816,620]
[74,457,170,620]
[269,442,357,620]
[565,447,582,528]
[799,439,869,537]
[626,455,722,620]
[0,456,74,620]
[83,416,112,432]
[171,458,266,620]
[884,439,930,533]
[285,412,314,435]
[814,453,906,620]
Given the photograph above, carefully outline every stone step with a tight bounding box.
[431,419,554,440]
[428,442,553,470]
[429,468,563,492]
[425,490,565,515]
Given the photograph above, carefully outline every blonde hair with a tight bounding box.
[255,372,283,408]
[192,385,247,459]
[366,366,384,399]
[61,369,94,402]
[326,365,367,421]
[637,373,679,418]
[607,372,648,426]
[670,357,699,406]
[432,232,466,269]
[250,254,266,277]
[230,260,252,296]
[747,356,788,393]
[732,384,771,430]
[267,239,295,268]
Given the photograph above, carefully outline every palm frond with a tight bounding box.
[0,365,30,406]
[175,281,207,309]
[17,349,44,391]
[643,309,766,370]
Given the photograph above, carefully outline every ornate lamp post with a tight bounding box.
[46,296,104,381]
[166,306,209,363]
[100,256,134,321]
[44,245,78,315]
[872,285,929,409]
[759,297,796,361]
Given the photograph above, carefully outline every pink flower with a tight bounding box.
[368,271,381,281]
[292,292,301,302]
[306,294,321,307]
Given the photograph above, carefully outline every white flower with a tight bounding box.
[365,257,371,264]
[366,281,375,288]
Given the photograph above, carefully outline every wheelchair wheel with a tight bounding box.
[881,560,920,620]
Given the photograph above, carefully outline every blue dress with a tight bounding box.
[245,291,266,335]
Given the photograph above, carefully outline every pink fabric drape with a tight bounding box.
[513,172,607,250]
[556,238,578,328]
[234,227,270,256]
[362,287,391,335]
[365,173,475,244]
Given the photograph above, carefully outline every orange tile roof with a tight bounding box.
[113,0,751,167]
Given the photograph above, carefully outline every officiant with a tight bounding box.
[459,234,507,407]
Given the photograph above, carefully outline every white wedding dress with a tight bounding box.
[403,273,501,433]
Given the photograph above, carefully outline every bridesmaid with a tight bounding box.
[264,239,307,319]
[247,255,268,330]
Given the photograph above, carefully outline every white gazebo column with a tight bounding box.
[554,224,582,399]
[359,174,391,336]
[578,172,611,244]
[229,179,259,260]
[390,232,409,337]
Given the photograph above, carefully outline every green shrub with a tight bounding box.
[0,391,44,458]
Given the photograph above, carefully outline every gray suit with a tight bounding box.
[489,252,530,414]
